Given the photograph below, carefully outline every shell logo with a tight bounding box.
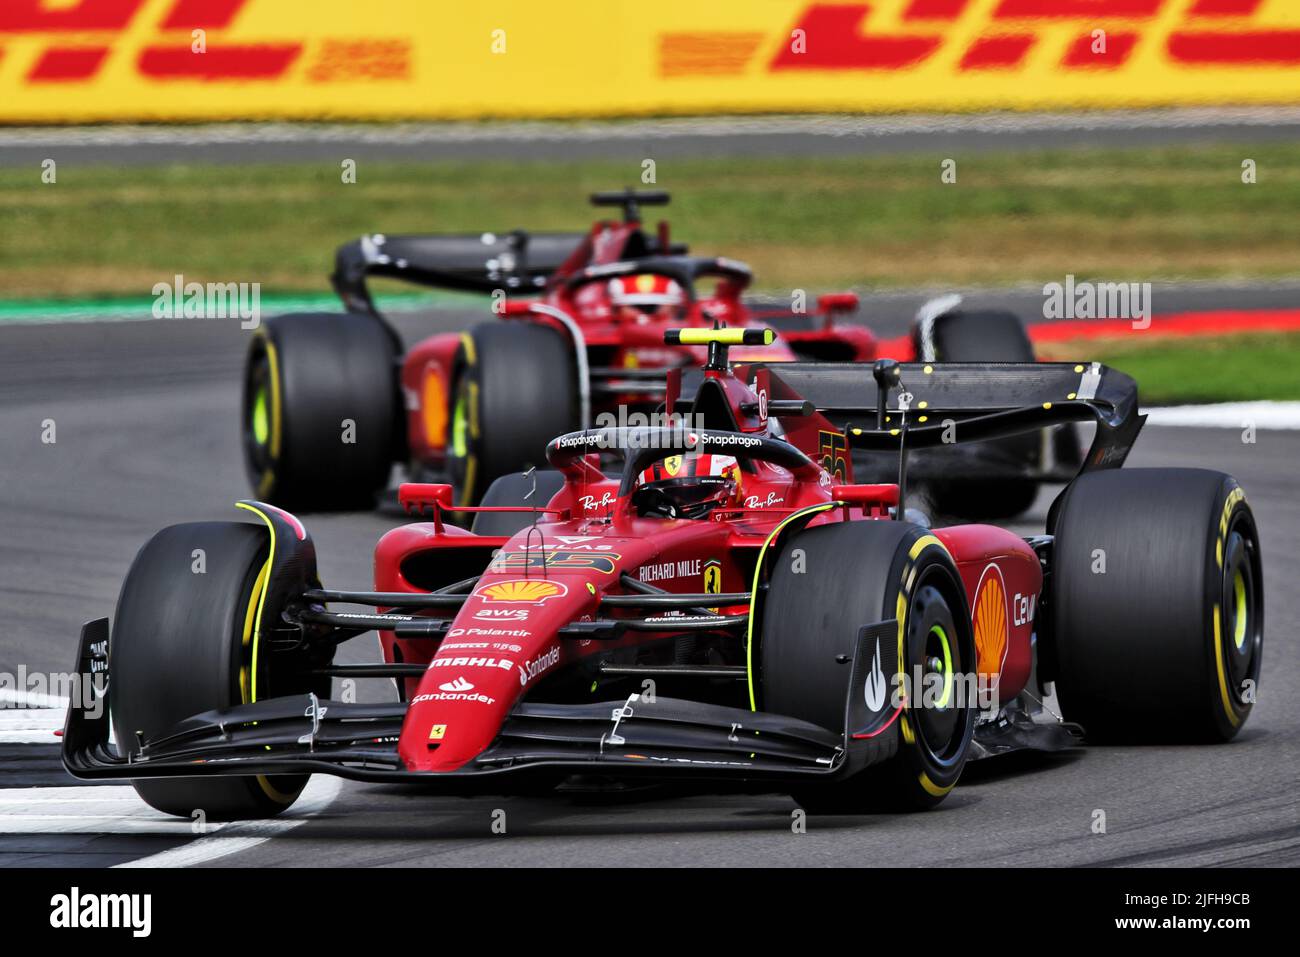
[476,579,568,604]
[972,564,1008,679]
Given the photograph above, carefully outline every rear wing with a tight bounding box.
[755,361,1146,473]
[332,231,588,313]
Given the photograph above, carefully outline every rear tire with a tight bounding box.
[448,322,579,506]
[916,309,1042,520]
[759,522,976,812]
[112,522,321,819]
[1050,468,1263,743]
[243,313,399,511]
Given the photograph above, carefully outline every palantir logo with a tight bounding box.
[50,887,151,937]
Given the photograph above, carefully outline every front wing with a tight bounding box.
[63,619,901,788]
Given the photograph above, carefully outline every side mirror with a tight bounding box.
[817,292,859,314]
[398,483,454,515]
[831,484,899,510]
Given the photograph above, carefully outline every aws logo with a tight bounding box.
[1,0,409,84]
[662,1,1300,78]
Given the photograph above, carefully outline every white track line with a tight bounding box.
[0,774,341,864]
[0,786,197,834]
[1146,401,1300,430]
[0,689,70,709]
[114,775,342,868]
[1,680,342,866]
[0,707,64,743]
[1,107,1296,147]
[0,691,70,742]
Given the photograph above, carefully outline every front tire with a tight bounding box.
[243,313,399,511]
[448,322,579,506]
[759,521,976,812]
[112,522,320,819]
[1050,468,1263,742]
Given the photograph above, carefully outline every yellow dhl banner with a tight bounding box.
[1,0,1298,123]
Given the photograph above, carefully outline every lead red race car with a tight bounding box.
[66,328,1263,818]
[241,190,1070,519]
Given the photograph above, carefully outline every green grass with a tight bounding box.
[1,143,1298,298]
[1041,333,1300,405]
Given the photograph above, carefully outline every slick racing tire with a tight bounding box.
[916,309,1048,520]
[448,322,579,507]
[112,522,324,819]
[759,521,977,812]
[471,470,569,537]
[1049,468,1263,743]
[243,312,400,511]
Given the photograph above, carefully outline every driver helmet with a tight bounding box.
[635,453,740,519]
[609,273,685,321]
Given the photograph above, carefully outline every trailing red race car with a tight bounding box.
[67,328,1263,818]
[241,190,1069,518]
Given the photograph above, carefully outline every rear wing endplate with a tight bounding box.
[756,360,1146,474]
[332,231,587,313]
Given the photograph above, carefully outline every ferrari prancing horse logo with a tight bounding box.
[703,560,722,594]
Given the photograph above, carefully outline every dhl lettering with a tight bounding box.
[960,34,1034,69]
[1167,30,1300,64]
[1060,31,1137,68]
[162,0,246,30]
[992,0,1163,16]
[0,0,146,32]
[771,5,941,71]
[137,44,302,79]
[767,0,1300,77]
[28,47,109,82]
[1,0,386,87]
[903,0,969,19]
[3,1,1299,121]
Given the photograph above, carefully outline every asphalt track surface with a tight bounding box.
[2,108,1299,167]
[0,304,1296,868]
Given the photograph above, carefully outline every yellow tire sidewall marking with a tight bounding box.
[232,506,295,805]
[264,337,283,459]
[899,534,960,798]
[746,503,837,712]
[1212,488,1248,728]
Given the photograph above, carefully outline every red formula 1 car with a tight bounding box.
[241,190,1065,518]
[68,329,1262,819]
